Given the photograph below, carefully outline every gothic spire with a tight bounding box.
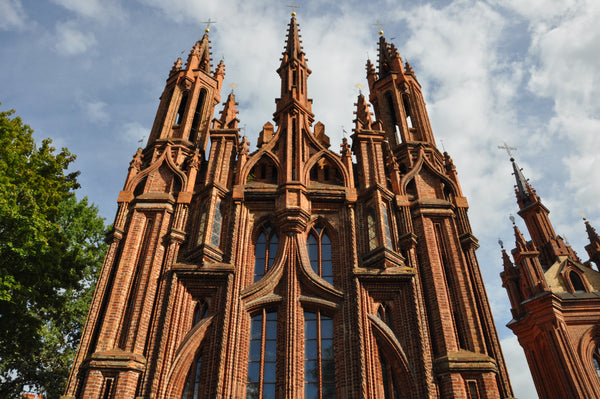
[213,92,239,130]
[511,157,531,203]
[274,14,313,124]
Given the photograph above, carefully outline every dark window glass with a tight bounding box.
[381,205,393,249]
[182,354,202,399]
[304,311,336,398]
[247,310,277,399]
[176,91,189,125]
[254,227,279,282]
[378,345,399,399]
[307,228,334,285]
[570,271,586,292]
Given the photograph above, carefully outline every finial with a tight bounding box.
[509,214,516,225]
[355,83,363,94]
[229,82,238,94]
[498,141,517,159]
[440,139,446,152]
[581,211,587,221]
[341,125,348,139]
[498,238,504,249]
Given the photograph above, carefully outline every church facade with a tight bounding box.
[63,15,514,399]
[501,157,600,399]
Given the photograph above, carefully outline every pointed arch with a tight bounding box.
[240,150,282,185]
[399,149,459,199]
[163,315,214,399]
[124,145,188,194]
[368,314,417,397]
[247,154,279,184]
[304,150,350,187]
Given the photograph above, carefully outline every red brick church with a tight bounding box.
[63,14,517,398]
[500,155,600,399]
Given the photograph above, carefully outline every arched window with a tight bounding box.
[182,352,202,399]
[304,311,335,398]
[367,208,378,251]
[193,300,208,326]
[210,199,223,247]
[593,346,600,379]
[570,271,586,292]
[254,227,279,283]
[307,227,333,284]
[378,345,399,399]
[189,89,207,142]
[176,91,189,125]
[247,310,277,399]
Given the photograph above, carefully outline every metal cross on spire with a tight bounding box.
[201,18,217,32]
[287,1,301,14]
[498,141,517,159]
[372,20,385,34]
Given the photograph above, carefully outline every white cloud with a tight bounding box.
[80,99,109,124]
[122,122,150,144]
[55,22,97,55]
[0,0,27,31]
[51,0,124,23]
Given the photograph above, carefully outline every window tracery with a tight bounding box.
[307,227,333,284]
[247,310,277,398]
[254,227,279,283]
[304,310,335,398]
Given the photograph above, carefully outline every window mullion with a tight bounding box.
[260,309,266,398]
[317,311,322,399]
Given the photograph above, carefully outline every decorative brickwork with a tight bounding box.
[501,157,600,399]
[64,17,514,399]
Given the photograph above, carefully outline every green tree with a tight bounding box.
[0,106,107,398]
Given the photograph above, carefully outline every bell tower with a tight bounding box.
[501,155,600,399]
[64,16,514,399]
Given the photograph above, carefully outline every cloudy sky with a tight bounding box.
[3,0,600,396]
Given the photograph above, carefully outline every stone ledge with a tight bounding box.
[433,350,498,374]
[86,349,146,372]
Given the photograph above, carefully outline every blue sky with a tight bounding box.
[2,0,600,397]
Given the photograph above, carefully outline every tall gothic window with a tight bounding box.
[304,311,335,399]
[381,205,393,250]
[367,208,378,251]
[182,352,202,399]
[254,227,279,282]
[176,91,189,125]
[378,346,399,399]
[210,199,223,247]
[307,228,333,284]
[247,310,277,399]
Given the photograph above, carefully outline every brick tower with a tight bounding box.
[501,156,600,399]
[64,16,514,399]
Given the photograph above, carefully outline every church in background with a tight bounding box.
[501,154,600,399]
[63,14,516,398]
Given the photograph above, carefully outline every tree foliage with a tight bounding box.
[0,106,107,398]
